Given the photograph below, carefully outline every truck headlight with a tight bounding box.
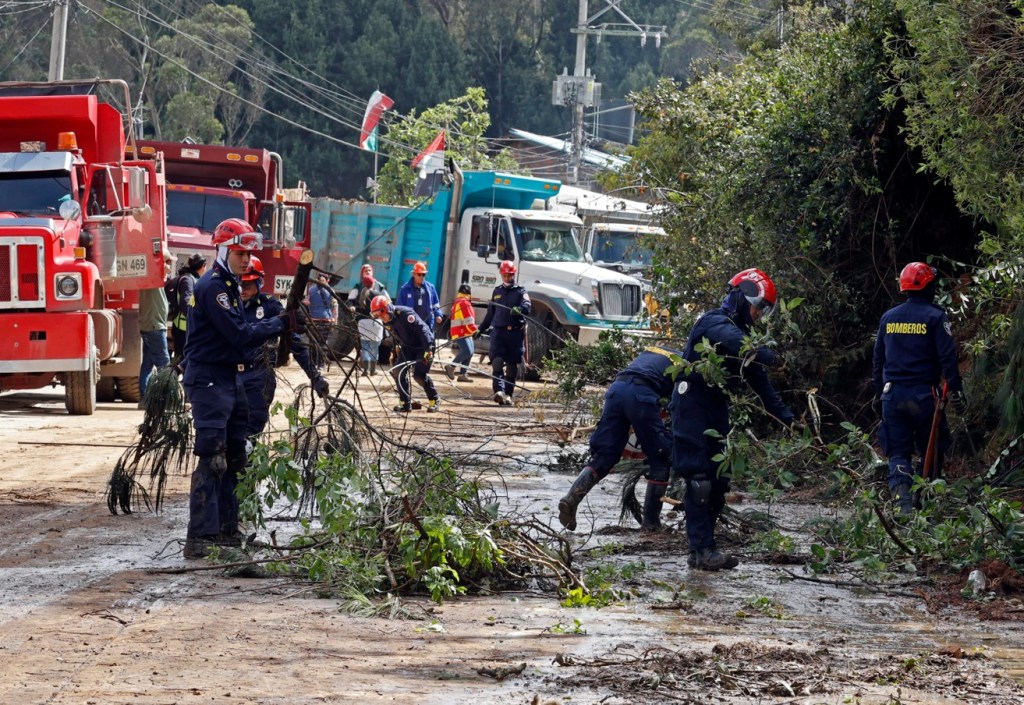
[590,278,602,315]
[567,300,598,317]
[55,273,82,300]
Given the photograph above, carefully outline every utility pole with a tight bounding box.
[569,0,589,186]
[47,0,70,81]
[554,0,666,185]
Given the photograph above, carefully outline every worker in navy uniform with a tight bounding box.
[238,255,329,439]
[370,295,440,413]
[558,346,681,533]
[872,262,964,514]
[181,218,304,559]
[477,260,531,406]
[672,268,794,571]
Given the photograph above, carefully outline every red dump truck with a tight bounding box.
[0,80,168,414]
[132,139,312,296]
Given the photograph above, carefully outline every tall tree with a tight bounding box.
[620,1,977,402]
[376,87,518,204]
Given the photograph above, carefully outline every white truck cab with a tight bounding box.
[455,205,644,350]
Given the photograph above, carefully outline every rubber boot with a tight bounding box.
[184,454,225,559]
[894,483,914,515]
[640,483,667,532]
[218,448,247,545]
[557,467,600,531]
[690,548,739,571]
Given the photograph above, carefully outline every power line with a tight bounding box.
[85,1,386,156]
[668,0,772,26]
[0,5,51,74]
[93,0,518,162]
[0,0,52,14]
[126,0,531,159]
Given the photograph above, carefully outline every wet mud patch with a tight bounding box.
[923,560,1024,622]
[546,639,1024,704]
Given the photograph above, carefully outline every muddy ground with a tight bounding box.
[1,359,1023,705]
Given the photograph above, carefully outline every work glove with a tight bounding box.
[312,375,330,398]
[871,396,883,418]
[510,306,523,316]
[279,309,307,334]
[950,390,967,415]
[422,350,433,363]
[475,328,488,339]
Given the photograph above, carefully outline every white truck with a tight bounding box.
[549,184,665,285]
[309,165,648,374]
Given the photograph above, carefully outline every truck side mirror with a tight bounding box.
[126,168,147,209]
[584,252,593,264]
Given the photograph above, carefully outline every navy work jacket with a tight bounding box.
[872,296,961,395]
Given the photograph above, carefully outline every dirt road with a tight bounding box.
[1,365,1023,704]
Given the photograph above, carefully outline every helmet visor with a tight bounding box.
[753,297,774,318]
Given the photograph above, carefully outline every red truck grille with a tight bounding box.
[0,246,9,303]
[0,237,45,308]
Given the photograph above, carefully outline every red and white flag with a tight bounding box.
[411,130,446,197]
[411,130,445,174]
[359,90,394,151]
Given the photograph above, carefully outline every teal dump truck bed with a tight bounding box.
[310,195,450,294]
[460,171,561,210]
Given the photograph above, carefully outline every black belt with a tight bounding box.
[192,361,254,372]
[499,325,523,331]
[620,375,656,392]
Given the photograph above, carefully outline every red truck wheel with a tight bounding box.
[66,331,98,416]
[116,377,142,403]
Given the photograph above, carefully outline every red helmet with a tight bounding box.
[899,262,937,292]
[213,218,263,251]
[728,268,777,313]
[499,261,517,276]
[241,255,265,284]
[412,262,428,275]
[369,295,392,318]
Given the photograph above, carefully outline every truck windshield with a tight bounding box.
[167,191,245,233]
[592,232,654,266]
[514,220,585,263]
[0,171,72,214]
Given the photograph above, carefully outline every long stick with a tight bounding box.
[921,382,948,480]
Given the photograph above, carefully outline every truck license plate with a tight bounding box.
[274,275,293,295]
[116,255,148,277]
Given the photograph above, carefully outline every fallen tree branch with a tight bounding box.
[780,568,921,598]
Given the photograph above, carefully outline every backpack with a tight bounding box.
[164,276,181,320]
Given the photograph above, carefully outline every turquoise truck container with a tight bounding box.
[310,165,646,373]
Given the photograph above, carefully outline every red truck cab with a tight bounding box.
[134,140,311,297]
[0,80,168,414]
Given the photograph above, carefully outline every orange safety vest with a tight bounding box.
[449,295,478,340]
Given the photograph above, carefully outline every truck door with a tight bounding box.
[465,214,514,318]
